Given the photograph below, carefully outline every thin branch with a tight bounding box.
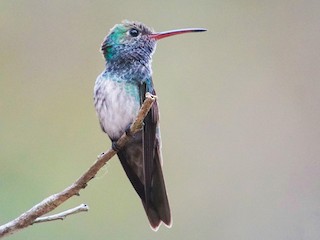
[0,93,156,238]
[33,204,89,224]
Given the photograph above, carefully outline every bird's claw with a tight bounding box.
[112,141,121,152]
[125,124,133,137]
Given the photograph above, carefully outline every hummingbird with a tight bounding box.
[94,20,206,230]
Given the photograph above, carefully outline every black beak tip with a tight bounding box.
[194,28,207,32]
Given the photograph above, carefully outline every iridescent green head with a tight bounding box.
[101,20,156,63]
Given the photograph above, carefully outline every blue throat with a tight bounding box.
[102,39,155,84]
[104,60,152,83]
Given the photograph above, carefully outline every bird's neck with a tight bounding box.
[104,57,152,83]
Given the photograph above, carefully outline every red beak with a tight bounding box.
[150,28,207,40]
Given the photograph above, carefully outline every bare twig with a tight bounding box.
[0,93,156,238]
[33,204,89,224]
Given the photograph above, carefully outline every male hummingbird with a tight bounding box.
[94,20,206,230]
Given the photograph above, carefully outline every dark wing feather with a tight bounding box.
[141,81,171,229]
[140,83,158,208]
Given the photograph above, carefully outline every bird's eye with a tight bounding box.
[129,28,139,37]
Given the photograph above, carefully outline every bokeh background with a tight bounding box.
[1,1,320,239]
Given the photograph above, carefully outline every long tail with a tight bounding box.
[117,138,171,230]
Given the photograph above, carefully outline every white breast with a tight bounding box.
[94,74,140,140]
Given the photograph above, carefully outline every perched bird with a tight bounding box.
[94,20,206,230]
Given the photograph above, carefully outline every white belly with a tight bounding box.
[94,75,140,140]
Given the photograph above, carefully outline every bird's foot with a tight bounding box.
[124,122,144,138]
[112,141,121,152]
[125,124,133,137]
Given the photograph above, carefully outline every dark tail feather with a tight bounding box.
[117,141,171,230]
[143,151,171,230]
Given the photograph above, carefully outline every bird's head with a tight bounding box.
[101,20,156,63]
[100,20,206,81]
[101,20,206,63]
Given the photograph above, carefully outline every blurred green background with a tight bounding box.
[1,1,320,239]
